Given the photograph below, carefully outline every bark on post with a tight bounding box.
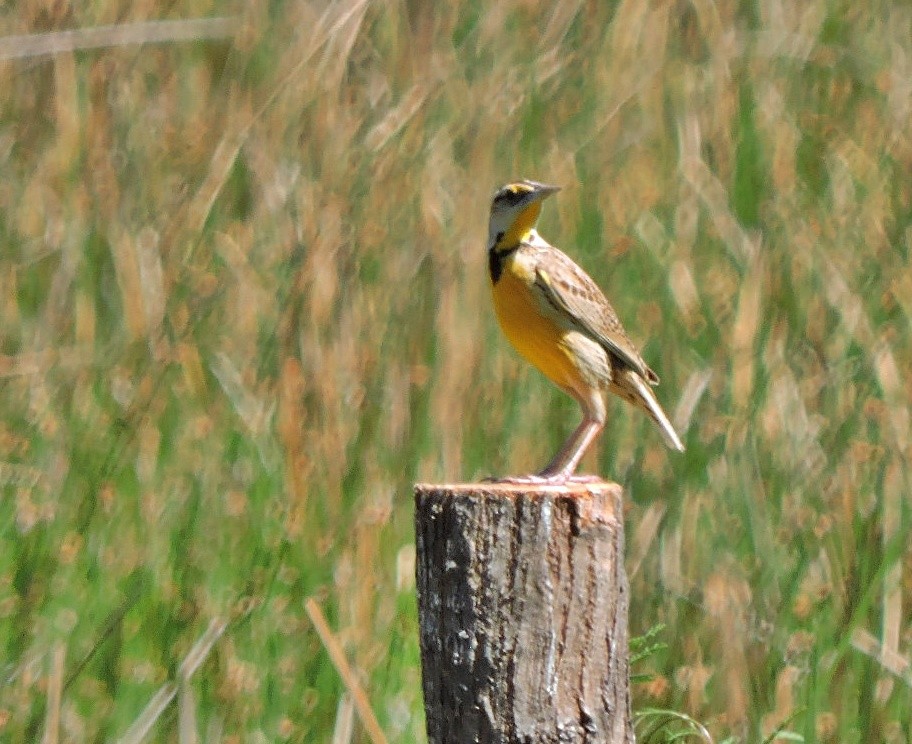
[415,481,634,744]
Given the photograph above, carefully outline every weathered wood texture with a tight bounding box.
[415,482,634,744]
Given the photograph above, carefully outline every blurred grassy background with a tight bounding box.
[1,0,911,741]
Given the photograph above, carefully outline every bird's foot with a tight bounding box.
[481,474,558,485]
[561,473,605,484]
[482,473,604,486]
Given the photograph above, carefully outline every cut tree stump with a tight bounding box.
[415,481,634,744]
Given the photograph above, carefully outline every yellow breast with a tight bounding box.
[491,258,583,391]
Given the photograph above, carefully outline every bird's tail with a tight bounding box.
[620,369,685,452]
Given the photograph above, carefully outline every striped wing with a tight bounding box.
[531,245,659,384]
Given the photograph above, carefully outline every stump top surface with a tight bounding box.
[414,480,624,525]
[415,480,621,496]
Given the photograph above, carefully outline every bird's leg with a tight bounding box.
[536,416,604,483]
[537,387,607,484]
[490,389,606,486]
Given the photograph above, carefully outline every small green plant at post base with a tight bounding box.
[630,625,805,744]
[630,624,712,744]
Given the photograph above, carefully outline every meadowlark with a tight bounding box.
[487,179,684,483]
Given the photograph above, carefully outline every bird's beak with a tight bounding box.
[531,183,561,200]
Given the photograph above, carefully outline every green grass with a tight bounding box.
[2,1,912,741]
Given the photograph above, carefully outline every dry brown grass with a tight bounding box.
[1,0,911,740]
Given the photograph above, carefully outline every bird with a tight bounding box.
[487,179,684,483]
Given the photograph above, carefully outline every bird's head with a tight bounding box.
[487,180,561,252]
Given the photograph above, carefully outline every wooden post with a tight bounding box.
[415,481,634,744]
